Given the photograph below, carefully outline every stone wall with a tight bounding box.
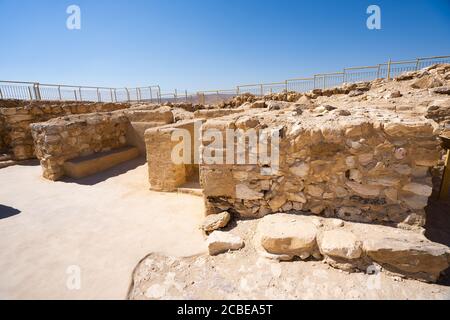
[125,107,175,154]
[30,106,175,180]
[0,100,131,160]
[145,120,202,191]
[31,112,130,180]
[200,108,440,228]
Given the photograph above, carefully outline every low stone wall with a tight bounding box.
[125,107,175,154]
[30,106,176,180]
[31,112,130,180]
[200,108,440,228]
[145,120,202,191]
[0,100,131,159]
[194,109,244,119]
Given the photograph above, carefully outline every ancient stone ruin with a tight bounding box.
[2,63,450,285]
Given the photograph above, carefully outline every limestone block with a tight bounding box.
[202,211,231,232]
[318,230,362,259]
[207,231,244,255]
[256,214,319,259]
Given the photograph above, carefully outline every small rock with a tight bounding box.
[201,211,231,232]
[322,105,337,111]
[348,90,364,97]
[385,90,402,99]
[329,218,345,228]
[433,86,450,95]
[337,109,351,116]
[207,231,244,256]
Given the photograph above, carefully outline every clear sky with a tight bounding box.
[0,0,449,93]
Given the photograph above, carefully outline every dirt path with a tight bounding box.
[0,159,206,299]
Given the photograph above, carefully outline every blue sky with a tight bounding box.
[0,0,449,92]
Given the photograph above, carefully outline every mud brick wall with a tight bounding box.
[200,110,440,228]
[31,112,130,180]
[0,100,131,160]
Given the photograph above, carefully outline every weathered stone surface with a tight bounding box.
[345,181,382,197]
[202,211,231,232]
[433,86,450,95]
[289,162,310,177]
[236,184,264,200]
[252,214,450,282]
[207,231,244,255]
[411,75,443,89]
[318,230,362,259]
[402,183,433,197]
[362,228,450,282]
[256,214,318,259]
[1,100,132,160]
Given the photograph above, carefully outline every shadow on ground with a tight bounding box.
[61,157,146,186]
[425,199,450,286]
[0,205,21,220]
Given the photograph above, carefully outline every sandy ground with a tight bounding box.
[0,158,207,299]
[129,220,450,300]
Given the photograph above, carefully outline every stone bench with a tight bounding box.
[63,146,140,179]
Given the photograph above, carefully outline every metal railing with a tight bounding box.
[0,80,162,103]
[192,54,450,103]
[1,55,449,104]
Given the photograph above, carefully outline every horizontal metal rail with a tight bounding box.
[2,54,449,104]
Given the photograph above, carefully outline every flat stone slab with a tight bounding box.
[63,146,140,179]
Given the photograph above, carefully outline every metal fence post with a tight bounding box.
[58,86,62,100]
[313,75,317,89]
[149,87,153,103]
[185,90,188,102]
[125,88,130,102]
[285,80,288,93]
[236,86,240,96]
[110,88,113,102]
[114,89,117,102]
[97,88,101,102]
[415,58,421,71]
[74,89,78,101]
[78,87,83,101]
[0,87,3,99]
[387,59,392,80]
[27,87,33,100]
[157,86,161,104]
[376,64,381,79]
[260,84,263,96]
[33,83,41,100]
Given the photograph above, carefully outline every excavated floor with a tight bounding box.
[129,218,450,300]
